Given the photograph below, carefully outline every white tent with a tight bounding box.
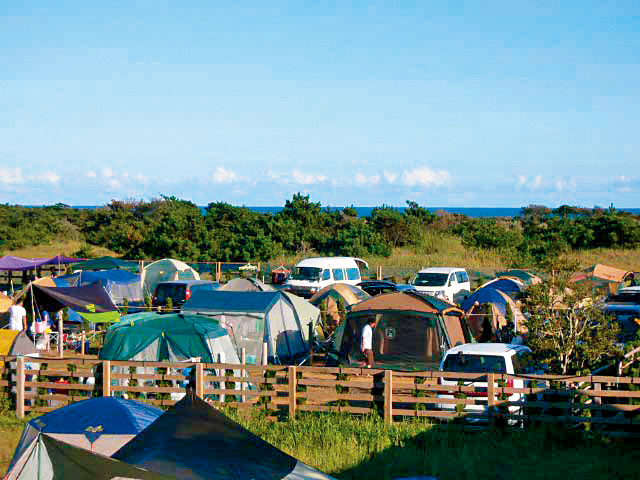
[142,258,200,296]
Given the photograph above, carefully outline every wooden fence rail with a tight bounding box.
[2,356,640,433]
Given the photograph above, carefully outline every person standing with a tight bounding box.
[8,300,27,331]
[361,316,378,368]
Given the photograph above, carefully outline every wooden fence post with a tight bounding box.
[487,373,496,424]
[16,357,25,419]
[102,360,111,397]
[81,331,86,356]
[241,348,246,404]
[384,369,393,424]
[195,363,204,399]
[288,366,297,420]
[262,342,268,366]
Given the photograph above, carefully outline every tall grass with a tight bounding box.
[226,410,640,480]
[3,240,117,259]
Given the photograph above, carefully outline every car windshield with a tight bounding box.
[442,353,507,374]
[291,267,322,281]
[413,272,448,287]
[610,292,640,303]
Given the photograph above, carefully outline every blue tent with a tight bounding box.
[55,269,142,303]
[8,397,162,473]
[479,278,523,296]
[461,287,510,316]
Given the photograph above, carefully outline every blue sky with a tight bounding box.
[1,1,639,207]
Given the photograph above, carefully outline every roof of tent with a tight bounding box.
[218,277,275,292]
[74,256,138,272]
[309,283,370,307]
[142,258,200,295]
[56,269,139,286]
[10,434,172,480]
[183,290,285,314]
[113,392,334,480]
[0,330,37,356]
[571,264,632,284]
[27,397,162,435]
[30,284,119,322]
[99,312,235,362]
[350,291,463,315]
[478,277,524,295]
[0,255,81,271]
[461,287,512,315]
[495,269,542,285]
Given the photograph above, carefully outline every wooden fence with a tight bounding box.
[2,356,640,433]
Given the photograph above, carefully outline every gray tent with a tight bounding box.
[7,434,171,480]
[219,277,275,292]
[182,291,320,364]
[113,392,334,480]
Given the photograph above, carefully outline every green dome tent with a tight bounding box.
[100,312,239,363]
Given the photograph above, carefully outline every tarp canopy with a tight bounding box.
[0,330,37,356]
[340,291,470,370]
[30,284,120,323]
[183,291,320,364]
[0,255,81,271]
[113,392,334,480]
[142,259,200,296]
[100,312,239,363]
[55,269,143,303]
[74,256,139,272]
[571,264,633,285]
[218,277,275,292]
[7,434,172,480]
[7,397,163,475]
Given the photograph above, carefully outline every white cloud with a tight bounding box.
[383,171,398,184]
[291,170,327,185]
[517,175,527,187]
[0,167,25,185]
[555,177,577,192]
[101,167,115,179]
[86,170,97,178]
[355,173,380,186]
[400,166,451,187]
[36,171,61,184]
[212,166,237,184]
[531,175,543,189]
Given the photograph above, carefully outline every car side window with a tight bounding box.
[461,271,469,283]
[322,269,331,281]
[455,272,464,283]
[332,269,345,281]
[449,274,456,285]
[345,268,360,280]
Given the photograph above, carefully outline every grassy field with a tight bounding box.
[4,241,117,260]
[1,408,637,479]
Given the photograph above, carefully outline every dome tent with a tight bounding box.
[6,397,162,478]
[461,287,526,341]
[100,312,238,363]
[309,283,370,327]
[142,259,200,297]
[219,277,274,292]
[336,291,471,370]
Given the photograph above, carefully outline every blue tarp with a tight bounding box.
[27,397,162,434]
[461,287,509,316]
[57,270,138,286]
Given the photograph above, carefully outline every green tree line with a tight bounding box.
[2,197,640,264]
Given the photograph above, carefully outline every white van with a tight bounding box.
[284,257,369,298]
[411,267,470,304]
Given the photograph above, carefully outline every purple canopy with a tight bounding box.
[0,255,82,271]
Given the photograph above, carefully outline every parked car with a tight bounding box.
[356,280,413,296]
[438,343,543,423]
[284,257,368,298]
[609,286,640,304]
[410,267,470,304]
[152,280,219,309]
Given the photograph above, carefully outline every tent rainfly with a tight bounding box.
[336,291,472,370]
[309,283,370,327]
[182,291,320,364]
[113,392,335,480]
[99,312,240,363]
[461,287,527,341]
[55,269,143,303]
[142,258,200,296]
[218,277,275,292]
[29,284,120,323]
[0,330,37,356]
[6,434,172,480]
[6,397,163,478]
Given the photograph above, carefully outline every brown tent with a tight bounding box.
[570,264,634,295]
[336,291,471,370]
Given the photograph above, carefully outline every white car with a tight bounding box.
[284,257,368,298]
[438,343,543,422]
[411,267,470,304]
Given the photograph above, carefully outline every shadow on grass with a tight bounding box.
[333,423,640,480]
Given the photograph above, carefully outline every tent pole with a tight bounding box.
[58,311,64,358]
[29,282,35,332]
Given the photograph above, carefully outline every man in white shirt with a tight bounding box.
[361,316,379,368]
[8,300,27,331]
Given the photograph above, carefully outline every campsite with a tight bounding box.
[0,247,639,479]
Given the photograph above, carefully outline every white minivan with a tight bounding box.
[411,267,470,304]
[284,257,368,298]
